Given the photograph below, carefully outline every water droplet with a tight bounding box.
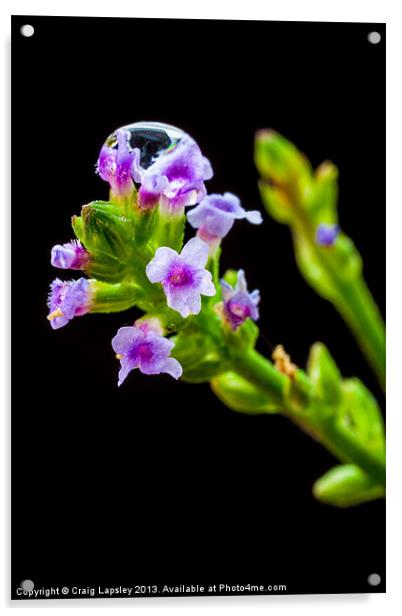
[104,121,186,169]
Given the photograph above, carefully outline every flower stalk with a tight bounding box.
[255,130,385,390]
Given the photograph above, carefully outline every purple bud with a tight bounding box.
[145,237,216,318]
[221,270,260,331]
[47,278,93,329]
[111,325,182,385]
[187,192,262,241]
[97,129,141,196]
[51,240,89,270]
[316,223,340,247]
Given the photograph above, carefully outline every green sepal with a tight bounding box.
[293,233,339,303]
[308,161,339,222]
[211,371,280,414]
[336,378,385,461]
[72,201,154,287]
[307,342,342,406]
[170,330,226,383]
[131,205,158,248]
[153,208,186,252]
[222,318,259,352]
[91,280,145,313]
[313,464,384,507]
[258,180,293,224]
[72,201,133,260]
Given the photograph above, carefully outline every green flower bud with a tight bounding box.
[91,280,145,313]
[313,464,384,507]
[170,330,226,383]
[255,129,313,206]
[211,371,280,414]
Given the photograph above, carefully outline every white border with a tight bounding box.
[1,1,401,614]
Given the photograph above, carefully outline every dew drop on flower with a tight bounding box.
[103,121,186,169]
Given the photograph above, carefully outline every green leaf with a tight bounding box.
[211,371,280,414]
[337,378,385,461]
[313,464,384,507]
[307,343,342,406]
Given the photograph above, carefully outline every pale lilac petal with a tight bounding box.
[51,240,89,270]
[202,157,213,180]
[112,326,142,355]
[161,357,183,379]
[236,269,247,292]
[146,247,178,283]
[165,288,192,318]
[244,210,263,224]
[221,279,234,302]
[198,270,216,296]
[131,147,143,183]
[51,244,76,269]
[142,172,169,193]
[118,357,138,387]
[181,291,202,316]
[180,237,209,268]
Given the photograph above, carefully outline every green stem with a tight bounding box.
[230,348,385,486]
[293,209,385,390]
[332,277,385,390]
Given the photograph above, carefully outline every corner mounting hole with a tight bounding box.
[368,31,381,45]
[367,573,381,586]
[20,24,35,38]
[20,579,34,591]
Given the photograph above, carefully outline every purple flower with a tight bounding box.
[97,129,141,195]
[137,135,213,210]
[221,270,260,331]
[47,278,93,329]
[316,223,340,247]
[111,324,182,385]
[187,192,262,241]
[51,240,89,270]
[145,237,216,318]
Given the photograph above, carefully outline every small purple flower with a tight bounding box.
[187,192,262,241]
[221,270,260,331]
[137,135,213,210]
[97,129,141,195]
[145,237,216,318]
[50,240,89,270]
[47,278,93,329]
[316,223,340,247]
[111,325,182,385]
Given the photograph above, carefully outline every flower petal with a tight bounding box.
[146,247,179,283]
[180,237,209,268]
[244,210,263,224]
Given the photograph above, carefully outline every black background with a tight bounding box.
[11,17,385,597]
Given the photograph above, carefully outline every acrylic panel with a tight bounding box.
[11,16,385,599]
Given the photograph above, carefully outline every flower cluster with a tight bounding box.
[48,122,263,385]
